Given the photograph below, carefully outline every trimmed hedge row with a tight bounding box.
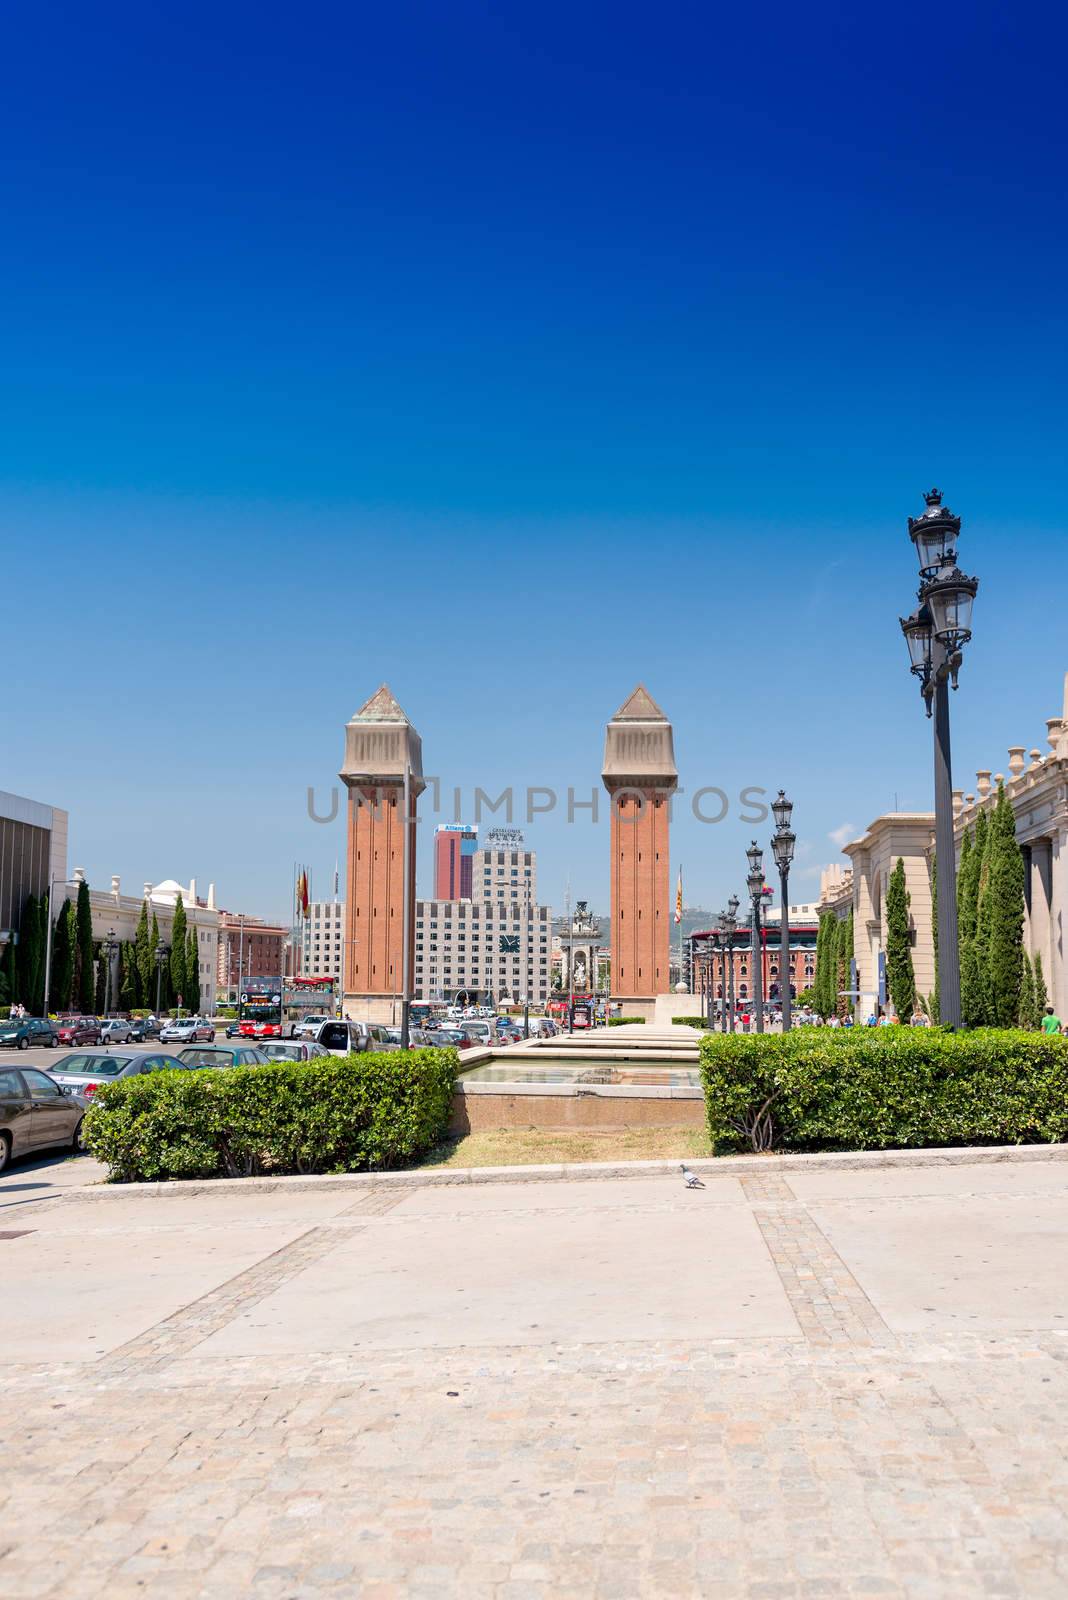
[608,1016,646,1026]
[700,1028,1068,1154]
[83,1049,458,1182]
[672,1016,711,1029]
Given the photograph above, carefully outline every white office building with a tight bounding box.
[414,897,552,1005]
[301,899,345,983]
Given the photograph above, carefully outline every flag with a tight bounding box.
[674,869,683,925]
[298,869,309,918]
[333,857,339,898]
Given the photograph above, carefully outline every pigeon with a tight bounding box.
[681,1164,704,1189]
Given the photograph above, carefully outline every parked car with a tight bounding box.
[99,1019,133,1045]
[50,1050,189,1097]
[293,1014,331,1040]
[0,1064,87,1170]
[313,1020,395,1056]
[258,1040,330,1062]
[128,1016,161,1042]
[0,1017,58,1050]
[224,1020,241,1038]
[458,1021,493,1046]
[55,1017,102,1047]
[425,1027,465,1046]
[160,1018,214,1044]
[177,1045,271,1070]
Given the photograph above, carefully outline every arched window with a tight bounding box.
[739,984,748,997]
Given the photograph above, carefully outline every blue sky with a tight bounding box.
[5,1,1067,920]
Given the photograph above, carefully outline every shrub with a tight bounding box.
[672,1016,711,1029]
[608,1016,647,1026]
[700,1028,1068,1154]
[84,1048,459,1182]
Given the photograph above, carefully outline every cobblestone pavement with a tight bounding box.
[4,1158,1068,1597]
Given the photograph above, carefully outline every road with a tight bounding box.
[3,1147,1068,1596]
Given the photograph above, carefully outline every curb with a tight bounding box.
[65,1139,1068,1201]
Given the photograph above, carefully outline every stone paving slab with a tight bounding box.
[4,1157,1068,1597]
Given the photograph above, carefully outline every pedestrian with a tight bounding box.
[1040,1004,1062,1036]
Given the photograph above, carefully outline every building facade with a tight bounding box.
[414,897,552,1005]
[472,828,536,906]
[689,906,820,1009]
[217,911,289,996]
[301,900,345,984]
[601,686,677,1015]
[0,790,69,947]
[433,824,476,900]
[68,872,220,1015]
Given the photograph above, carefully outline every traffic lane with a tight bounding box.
[5,1041,217,1071]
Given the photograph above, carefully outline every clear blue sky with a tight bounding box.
[5,1,1067,920]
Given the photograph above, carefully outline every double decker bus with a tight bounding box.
[238,976,337,1039]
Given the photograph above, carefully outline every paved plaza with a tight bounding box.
[4,1149,1068,1598]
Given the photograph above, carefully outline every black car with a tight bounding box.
[0,1064,86,1171]
[128,1017,161,1042]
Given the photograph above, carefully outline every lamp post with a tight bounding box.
[900,489,978,1030]
[155,939,168,1015]
[746,843,765,1034]
[723,894,739,1032]
[102,928,116,1018]
[771,791,796,1032]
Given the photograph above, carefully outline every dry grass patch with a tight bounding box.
[421,1126,715,1168]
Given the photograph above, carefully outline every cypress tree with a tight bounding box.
[986,785,1025,1027]
[134,899,151,1008]
[76,879,96,1012]
[119,942,138,1011]
[170,896,188,1005]
[50,897,73,1011]
[0,938,16,1009]
[885,858,916,1020]
[1033,952,1049,1026]
[17,895,46,1015]
[929,855,940,1024]
[1019,951,1036,1029]
[818,915,831,1011]
[185,927,201,1013]
[967,809,994,1027]
[836,910,854,1018]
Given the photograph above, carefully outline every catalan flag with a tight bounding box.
[674,868,683,925]
[298,869,309,918]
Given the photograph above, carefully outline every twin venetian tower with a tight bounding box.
[340,683,677,1020]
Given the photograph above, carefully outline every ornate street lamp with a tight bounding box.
[900,488,979,1029]
[722,894,740,1033]
[102,928,116,1018]
[771,791,796,1031]
[745,843,765,1035]
[154,939,168,1016]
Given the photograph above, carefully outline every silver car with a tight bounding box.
[259,1041,330,1063]
[49,1049,189,1100]
[99,1019,133,1045]
[159,1018,214,1044]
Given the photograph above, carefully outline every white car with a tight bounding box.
[293,1014,331,1040]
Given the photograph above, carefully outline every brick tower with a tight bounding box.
[601,686,678,1015]
[340,685,424,1021]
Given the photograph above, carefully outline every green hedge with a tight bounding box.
[672,1016,711,1029]
[700,1028,1068,1154]
[83,1049,458,1182]
[608,1016,646,1026]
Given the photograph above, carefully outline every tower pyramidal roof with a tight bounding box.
[610,684,668,722]
[351,684,411,724]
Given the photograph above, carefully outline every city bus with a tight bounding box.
[238,976,337,1039]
